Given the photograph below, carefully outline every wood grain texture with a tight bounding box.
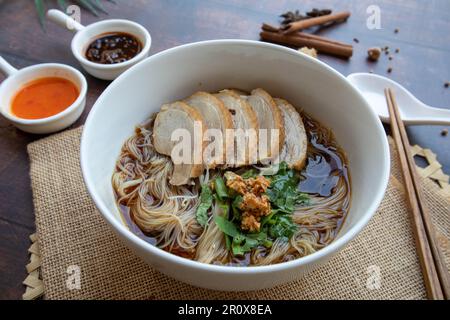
[0,0,449,299]
[386,89,443,299]
[387,88,450,299]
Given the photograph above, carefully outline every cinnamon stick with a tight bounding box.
[262,23,352,49]
[261,23,280,33]
[260,31,353,59]
[283,11,351,34]
[295,32,353,48]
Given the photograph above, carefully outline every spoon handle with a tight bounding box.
[0,56,18,77]
[47,9,85,33]
[412,106,450,126]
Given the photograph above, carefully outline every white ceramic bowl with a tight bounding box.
[81,40,390,291]
[47,10,152,80]
[0,57,87,134]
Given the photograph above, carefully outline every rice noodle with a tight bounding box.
[112,118,202,252]
[195,203,229,264]
[251,238,291,265]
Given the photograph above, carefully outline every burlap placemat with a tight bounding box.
[25,126,450,300]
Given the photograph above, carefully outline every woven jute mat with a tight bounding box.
[24,126,450,300]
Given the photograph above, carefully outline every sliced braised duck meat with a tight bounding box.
[185,92,234,168]
[275,98,308,170]
[245,88,285,163]
[215,89,259,166]
[153,101,205,186]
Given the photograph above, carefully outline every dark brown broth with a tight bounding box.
[299,112,351,238]
[299,113,350,198]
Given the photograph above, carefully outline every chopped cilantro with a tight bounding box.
[195,184,213,227]
[241,168,258,179]
[214,177,229,200]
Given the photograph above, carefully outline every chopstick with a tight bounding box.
[385,88,450,300]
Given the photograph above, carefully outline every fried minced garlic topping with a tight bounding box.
[225,172,271,232]
[224,172,247,195]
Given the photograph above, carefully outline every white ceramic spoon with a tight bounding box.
[347,72,450,125]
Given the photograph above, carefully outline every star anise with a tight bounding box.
[280,8,332,25]
[306,8,332,18]
[280,10,308,25]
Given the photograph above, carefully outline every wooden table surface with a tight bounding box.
[0,0,449,299]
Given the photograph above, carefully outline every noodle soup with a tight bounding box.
[112,89,350,267]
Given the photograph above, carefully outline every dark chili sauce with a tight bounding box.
[85,32,142,64]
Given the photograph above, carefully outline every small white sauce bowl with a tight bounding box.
[0,56,87,134]
[47,9,152,81]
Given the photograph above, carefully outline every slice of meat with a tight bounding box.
[215,89,259,166]
[275,98,308,170]
[245,88,285,163]
[185,92,233,168]
[153,101,205,186]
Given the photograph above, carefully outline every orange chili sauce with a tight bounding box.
[11,77,79,120]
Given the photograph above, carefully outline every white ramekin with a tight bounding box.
[47,9,152,81]
[0,56,87,134]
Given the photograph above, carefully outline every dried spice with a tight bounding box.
[306,8,332,18]
[299,47,318,58]
[260,30,353,59]
[280,8,332,25]
[262,8,351,59]
[353,38,359,43]
[395,48,400,53]
[394,28,399,33]
[280,10,307,25]
[367,47,381,61]
[387,67,393,73]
